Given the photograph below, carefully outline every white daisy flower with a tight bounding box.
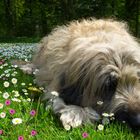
[3,81,10,87]
[11,98,21,102]
[25,58,28,62]
[3,92,10,99]
[4,70,9,73]
[109,113,114,117]
[13,71,18,74]
[0,103,4,109]
[0,112,6,118]
[27,98,31,102]
[122,121,126,123]
[12,118,22,125]
[0,66,3,69]
[11,73,16,77]
[97,101,103,105]
[13,65,18,68]
[14,91,20,97]
[11,78,17,84]
[51,91,59,96]
[33,69,39,75]
[102,113,109,117]
[21,83,26,86]
[3,63,8,66]
[39,87,44,90]
[22,89,27,92]
[63,124,71,131]
[29,83,32,86]
[98,124,104,131]
[24,92,28,95]
[5,74,10,77]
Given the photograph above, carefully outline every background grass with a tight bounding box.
[0,43,140,140]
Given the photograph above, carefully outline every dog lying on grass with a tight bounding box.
[14,18,140,130]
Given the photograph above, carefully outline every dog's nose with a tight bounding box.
[128,114,140,129]
[115,110,140,129]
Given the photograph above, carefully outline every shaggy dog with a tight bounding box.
[15,19,140,130]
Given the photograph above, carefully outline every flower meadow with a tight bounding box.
[0,43,139,140]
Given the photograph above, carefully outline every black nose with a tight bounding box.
[115,110,140,129]
[127,114,140,129]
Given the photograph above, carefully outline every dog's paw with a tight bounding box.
[20,64,34,74]
[60,106,84,130]
[52,97,100,130]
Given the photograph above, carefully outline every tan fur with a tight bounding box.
[17,19,140,128]
[32,19,139,112]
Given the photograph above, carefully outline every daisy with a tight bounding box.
[29,83,32,86]
[3,92,10,99]
[97,101,103,105]
[13,65,18,68]
[98,124,104,131]
[24,92,28,95]
[14,91,20,97]
[21,83,26,86]
[3,81,10,87]
[0,112,6,118]
[5,74,10,77]
[22,89,27,93]
[0,103,4,109]
[51,91,59,96]
[102,113,109,117]
[27,98,31,102]
[63,124,71,131]
[11,78,17,84]
[12,118,22,125]
[11,98,21,102]
[0,66,3,69]
[109,113,114,117]
[3,63,8,66]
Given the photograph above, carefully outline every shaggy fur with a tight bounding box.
[16,19,140,129]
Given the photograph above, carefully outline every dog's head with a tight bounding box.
[109,64,140,129]
[80,50,140,129]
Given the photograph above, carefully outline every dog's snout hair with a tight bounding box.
[18,18,140,129]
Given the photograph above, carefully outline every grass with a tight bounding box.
[0,43,139,140]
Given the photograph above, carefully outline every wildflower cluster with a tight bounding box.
[0,43,39,139]
[0,43,37,60]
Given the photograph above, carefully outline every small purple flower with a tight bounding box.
[30,110,36,116]
[31,130,37,136]
[5,100,11,106]
[82,132,88,138]
[18,136,24,140]
[9,109,16,115]
[0,130,3,135]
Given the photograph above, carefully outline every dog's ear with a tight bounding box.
[11,60,34,74]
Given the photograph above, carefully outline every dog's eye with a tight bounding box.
[102,74,118,101]
[105,74,118,88]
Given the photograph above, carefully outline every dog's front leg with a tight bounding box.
[52,96,100,130]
